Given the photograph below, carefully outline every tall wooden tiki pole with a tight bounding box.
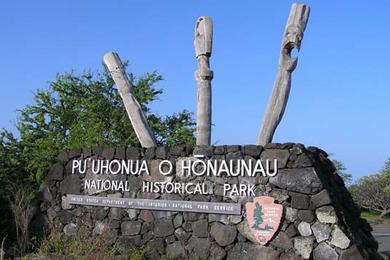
[257,4,310,146]
[103,52,156,148]
[194,17,213,146]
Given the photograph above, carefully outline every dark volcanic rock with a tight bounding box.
[270,232,293,250]
[121,221,141,236]
[243,145,263,158]
[117,235,141,254]
[290,192,310,209]
[214,145,225,155]
[187,237,210,260]
[115,147,126,159]
[60,175,80,194]
[269,167,323,194]
[170,145,185,156]
[126,147,140,159]
[210,222,237,247]
[166,241,186,258]
[227,242,280,260]
[311,221,331,242]
[144,147,155,160]
[193,146,214,157]
[58,210,73,224]
[192,219,208,238]
[47,163,64,181]
[154,218,174,237]
[101,148,115,159]
[311,189,332,208]
[339,245,364,260]
[313,242,338,260]
[298,210,315,223]
[210,243,226,260]
[261,149,290,168]
[155,146,168,159]
[68,149,82,159]
[226,145,241,153]
[175,228,190,242]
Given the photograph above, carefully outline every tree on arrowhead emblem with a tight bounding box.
[252,202,274,231]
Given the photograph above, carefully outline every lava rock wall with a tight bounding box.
[31,144,382,259]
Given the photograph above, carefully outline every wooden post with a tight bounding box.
[103,52,156,148]
[257,4,310,146]
[194,16,213,146]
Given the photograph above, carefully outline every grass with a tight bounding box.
[36,222,173,260]
[361,210,390,228]
[361,210,381,219]
[39,230,117,259]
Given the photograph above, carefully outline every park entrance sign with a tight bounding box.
[31,144,382,259]
[28,3,382,259]
[64,153,281,216]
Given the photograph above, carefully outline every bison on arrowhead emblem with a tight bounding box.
[245,196,283,245]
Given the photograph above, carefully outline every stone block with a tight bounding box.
[187,237,210,260]
[291,192,310,209]
[330,225,351,249]
[154,218,174,237]
[294,236,315,259]
[47,163,64,181]
[298,221,312,236]
[269,168,322,194]
[166,241,186,258]
[270,231,293,249]
[192,219,208,238]
[243,145,263,158]
[298,210,314,223]
[210,222,237,247]
[311,222,331,242]
[316,206,337,224]
[261,149,290,169]
[313,242,338,260]
[121,221,142,236]
[311,189,332,208]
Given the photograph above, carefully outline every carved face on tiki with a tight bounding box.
[280,25,303,71]
[194,16,213,58]
[280,4,310,72]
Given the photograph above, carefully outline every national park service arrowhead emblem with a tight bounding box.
[245,196,283,245]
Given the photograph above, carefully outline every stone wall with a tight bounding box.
[31,144,382,259]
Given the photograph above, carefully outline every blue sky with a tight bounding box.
[1,1,389,180]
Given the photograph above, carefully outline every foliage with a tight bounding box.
[0,131,32,241]
[360,210,381,219]
[382,158,390,193]
[8,184,35,254]
[38,223,169,260]
[349,173,390,218]
[0,63,196,255]
[39,226,117,259]
[12,66,194,184]
[1,64,195,185]
[383,158,390,174]
[332,159,352,185]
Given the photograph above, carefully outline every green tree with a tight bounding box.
[332,159,352,185]
[383,159,390,173]
[0,64,196,243]
[381,158,390,193]
[251,202,273,231]
[252,202,264,230]
[349,173,390,218]
[8,66,195,184]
